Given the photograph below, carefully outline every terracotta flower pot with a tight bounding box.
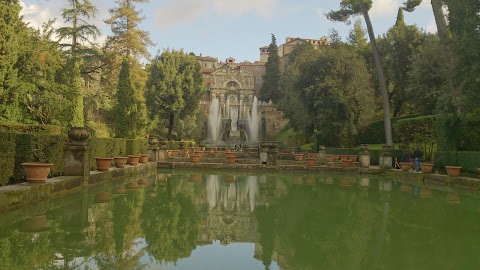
[445,166,462,177]
[139,154,149,163]
[226,155,236,164]
[126,181,139,189]
[190,174,201,182]
[399,162,412,172]
[341,160,352,167]
[127,155,141,166]
[114,157,129,168]
[306,158,316,167]
[420,163,434,173]
[340,155,349,161]
[21,162,54,183]
[348,155,358,162]
[190,154,200,163]
[294,153,304,161]
[95,157,113,171]
[20,215,49,233]
[94,191,111,203]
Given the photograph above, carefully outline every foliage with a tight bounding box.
[393,115,437,161]
[0,131,147,186]
[145,50,204,140]
[112,59,137,138]
[279,43,374,147]
[325,147,403,165]
[436,114,480,151]
[275,127,307,148]
[328,0,393,146]
[0,0,22,121]
[260,34,281,103]
[377,9,428,116]
[69,60,85,127]
[434,151,480,174]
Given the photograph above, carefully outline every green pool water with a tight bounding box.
[1,170,480,270]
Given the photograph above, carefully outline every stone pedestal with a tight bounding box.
[317,146,327,165]
[65,127,91,183]
[179,141,187,158]
[359,144,370,168]
[158,138,168,161]
[148,146,159,162]
[379,145,392,170]
[65,143,91,181]
[260,148,268,164]
[260,141,278,165]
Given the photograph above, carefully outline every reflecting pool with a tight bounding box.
[1,170,480,269]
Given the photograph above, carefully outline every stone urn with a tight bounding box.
[399,162,412,172]
[21,162,54,183]
[127,155,141,166]
[114,157,129,168]
[67,127,90,144]
[148,135,159,146]
[420,163,435,173]
[139,154,149,163]
[445,166,462,177]
[94,157,113,171]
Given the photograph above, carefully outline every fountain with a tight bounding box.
[206,96,263,146]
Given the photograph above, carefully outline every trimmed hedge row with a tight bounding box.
[434,151,480,174]
[326,148,403,165]
[0,124,67,135]
[0,132,148,186]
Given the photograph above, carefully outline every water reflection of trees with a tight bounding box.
[141,178,199,263]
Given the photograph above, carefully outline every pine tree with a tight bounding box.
[113,59,136,138]
[260,34,281,103]
[104,0,153,136]
[0,0,22,121]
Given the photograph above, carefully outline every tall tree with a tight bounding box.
[347,18,369,54]
[104,0,153,136]
[0,0,22,121]
[260,34,281,103]
[328,0,393,146]
[145,50,204,140]
[56,0,100,57]
[69,60,84,127]
[378,8,427,116]
[113,59,137,138]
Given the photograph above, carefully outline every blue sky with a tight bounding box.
[21,0,435,62]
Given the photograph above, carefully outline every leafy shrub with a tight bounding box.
[434,151,480,174]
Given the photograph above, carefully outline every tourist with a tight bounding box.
[413,146,423,172]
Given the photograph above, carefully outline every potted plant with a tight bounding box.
[190,154,201,163]
[341,160,352,167]
[306,157,316,166]
[445,166,462,177]
[226,154,236,164]
[139,154,149,163]
[399,162,412,172]
[114,156,129,168]
[294,153,305,161]
[127,155,141,165]
[21,162,54,183]
[94,157,113,171]
[420,163,435,173]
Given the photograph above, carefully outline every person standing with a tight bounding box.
[413,147,423,172]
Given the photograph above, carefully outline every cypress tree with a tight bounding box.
[69,60,85,127]
[260,34,281,103]
[113,59,136,138]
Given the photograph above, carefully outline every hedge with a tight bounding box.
[393,115,437,160]
[434,151,480,174]
[0,131,148,186]
[0,124,67,135]
[326,148,403,165]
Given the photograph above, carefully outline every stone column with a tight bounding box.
[147,135,159,162]
[65,127,91,183]
[379,145,392,170]
[359,144,371,168]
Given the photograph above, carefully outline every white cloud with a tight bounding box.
[155,0,279,29]
[370,0,399,18]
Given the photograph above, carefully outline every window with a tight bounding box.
[256,77,262,84]
[256,66,262,71]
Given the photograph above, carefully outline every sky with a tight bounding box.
[20,0,435,63]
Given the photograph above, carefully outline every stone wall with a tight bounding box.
[263,108,289,141]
